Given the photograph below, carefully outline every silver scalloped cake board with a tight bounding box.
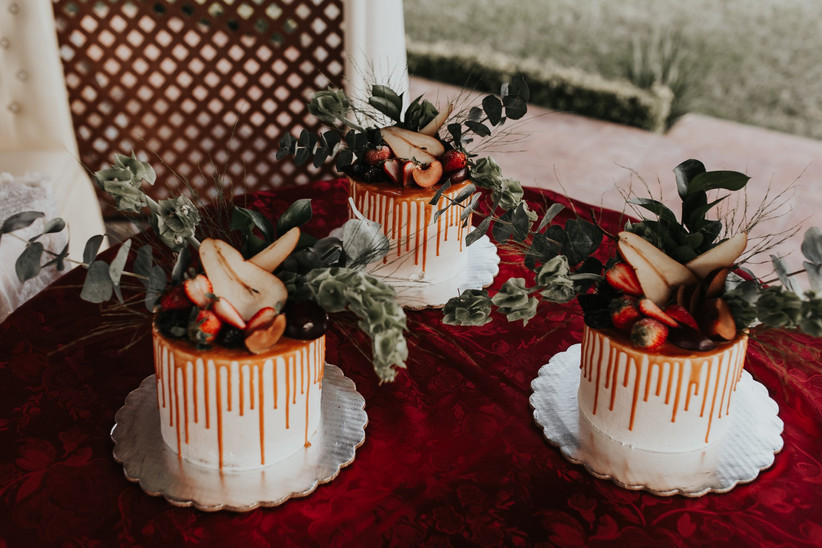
[530,344,784,497]
[111,363,367,512]
[374,234,499,310]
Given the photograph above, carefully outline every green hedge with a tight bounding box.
[406,40,673,133]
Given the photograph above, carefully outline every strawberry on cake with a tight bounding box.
[575,159,821,452]
[279,82,531,287]
[152,233,328,470]
[4,152,410,475]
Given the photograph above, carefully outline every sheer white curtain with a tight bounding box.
[342,0,410,108]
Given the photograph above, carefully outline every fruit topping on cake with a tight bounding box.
[437,156,821,345]
[278,80,531,193]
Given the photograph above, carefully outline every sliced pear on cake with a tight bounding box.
[617,231,698,305]
[381,126,445,159]
[380,128,437,164]
[419,103,453,136]
[249,226,300,272]
[199,238,288,321]
[616,238,674,305]
[685,232,748,279]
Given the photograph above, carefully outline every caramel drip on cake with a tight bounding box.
[155,336,323,470]
[580,327,748,444]
[257,365,265,464]
[349,180,473,272]
[239,365,245,416]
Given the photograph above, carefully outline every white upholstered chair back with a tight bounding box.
[0,0,107,321]
[0,0,106,262]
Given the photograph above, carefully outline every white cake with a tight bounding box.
[153,328,325,470]
[579,325,748,452]
[349,178,472,284]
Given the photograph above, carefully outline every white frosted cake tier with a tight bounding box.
[348,178,473,284]
[153,328,325,471]
[578,325,748,453]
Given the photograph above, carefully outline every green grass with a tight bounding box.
[404,0,822,140]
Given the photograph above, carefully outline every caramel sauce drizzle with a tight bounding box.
[581,329,746,443]
[349,180,473,273]
[155,337,323,470]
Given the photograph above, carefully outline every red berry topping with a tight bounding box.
[440,149,467,173]
[213,297,247,330]
[245,307,278,334]
[664,304,700,330]
[383,158,403,185]
[605,262,643,296]
[189,309,222,345]
[638,298,678,328]
[159,285,191,310]
[184,274,213,308]
[609,295,642,330]
[401,161,416,187]
[364,145,391,165]
[630,317,669,350]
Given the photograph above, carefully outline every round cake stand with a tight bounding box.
[111,363,367,511]
[380,234,500,310]
[530,344,784,497]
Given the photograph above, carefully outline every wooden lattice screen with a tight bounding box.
[52,0,345,216]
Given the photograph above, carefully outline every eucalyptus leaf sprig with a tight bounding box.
[277,78,531,175]
[284,267,408,382]
[620,159,822,338]
[724,226,822,337]
[5,151,409,381]
[439,184,604,327]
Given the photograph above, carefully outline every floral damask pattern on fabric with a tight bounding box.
[1,181,820,546]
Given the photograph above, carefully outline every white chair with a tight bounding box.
[0,0,106,321]
[0,0,106,263]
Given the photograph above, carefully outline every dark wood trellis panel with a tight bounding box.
[52,0,345,216]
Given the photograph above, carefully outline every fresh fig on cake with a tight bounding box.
[447,167,470,184]
[284,299,329,340]
[667,324,717,351]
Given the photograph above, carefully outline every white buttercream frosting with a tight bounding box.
[348,178,472,284]
[153,330,324,470]
[578,326,748,452]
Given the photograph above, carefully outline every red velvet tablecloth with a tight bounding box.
[1,180,820,547]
